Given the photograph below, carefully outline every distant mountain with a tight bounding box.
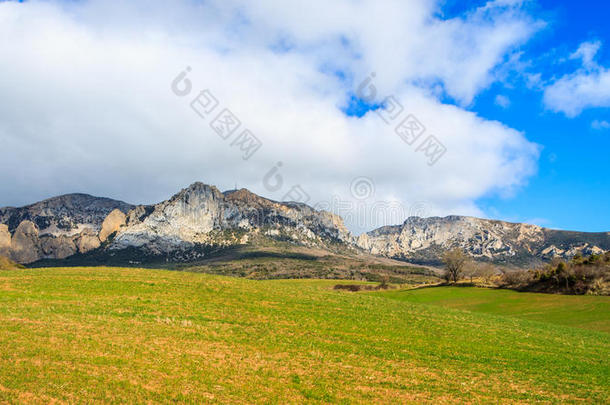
[0,194,133,263]
[1,183,608,267]
[107,182,352,262]
[357,216,610,266]
[0,183,352,264]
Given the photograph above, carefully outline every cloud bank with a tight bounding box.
[0,0,541,233]
[544,41,610,117]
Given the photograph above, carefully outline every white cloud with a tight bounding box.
[544,41,610,117]
[570,40,602,69]
[495,94,511,108]
[0,0,541,234]
[592,120,610,130]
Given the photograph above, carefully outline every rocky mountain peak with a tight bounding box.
[0,193,133,234]
[171,182,222,201]
[1,184,608,267]
[358,215,609,266]
[0,193,134,263]
[107,181,353,257]
[224,188,273,207]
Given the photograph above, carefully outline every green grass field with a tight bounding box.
[0,268,608,403]
[375,286,610,333]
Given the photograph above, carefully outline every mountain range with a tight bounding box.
[1,182,608,268]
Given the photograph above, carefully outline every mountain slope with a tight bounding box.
[0,182,353,265]
[0,193,133,234]
[1,183,608,267]
[357,215,610,266]
[0,194,134,263]
[109,183,352,261]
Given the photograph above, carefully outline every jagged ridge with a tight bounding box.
[1,183,608,267]
[0,183,352,264]
[357,215,610,266]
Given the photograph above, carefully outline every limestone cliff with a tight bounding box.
[110,183,353,258]
[1,184,608,267]
[357,216,610,266]
[0,194,133,263]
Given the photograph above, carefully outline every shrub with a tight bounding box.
[334,284,362,292]
[505,253,610,294]
[501,270,534,288]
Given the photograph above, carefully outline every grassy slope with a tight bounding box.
[375,286,610,333]
[0,256,24,270]
[33,242,440,284]
[183,256,438,284]
[0,268,607,404]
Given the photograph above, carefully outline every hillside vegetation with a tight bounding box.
[499,251,610,295]
[37,243,440,285]
[181,250,438,284]
[0,256,24,270]
[0,267,607,403]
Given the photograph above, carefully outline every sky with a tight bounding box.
[0,0,608,234]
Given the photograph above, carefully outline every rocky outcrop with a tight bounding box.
[0,224,10,257]
[0,193,133,235]
[110,183,353,257]
[1,183,608,267]
[40,234,78,260]
[75,230,102,254]
[0,183,353,264]
[0,194,133,263]
[357,216,610,266]
[99,209,127,242]
[10,221,41,263]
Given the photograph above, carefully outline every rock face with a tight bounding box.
[110,183,353,258]
[1,183,608,267]
[357,216,610,266]
[10,221,41,264]
[0,183,353,264]
[0,194,133,263]
[99,209,127,242]
[0,194,134,235]
[0,224,10,257]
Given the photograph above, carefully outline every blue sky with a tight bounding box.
[0,0,608,234]
[345,0,610,232]
[466,0,610,232]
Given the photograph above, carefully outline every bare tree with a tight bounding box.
[464,265,476,282]
[473,262,497,285]
[442,248,468,283]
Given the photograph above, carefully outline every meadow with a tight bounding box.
[0,267,608,403]
[376,285,610,333]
